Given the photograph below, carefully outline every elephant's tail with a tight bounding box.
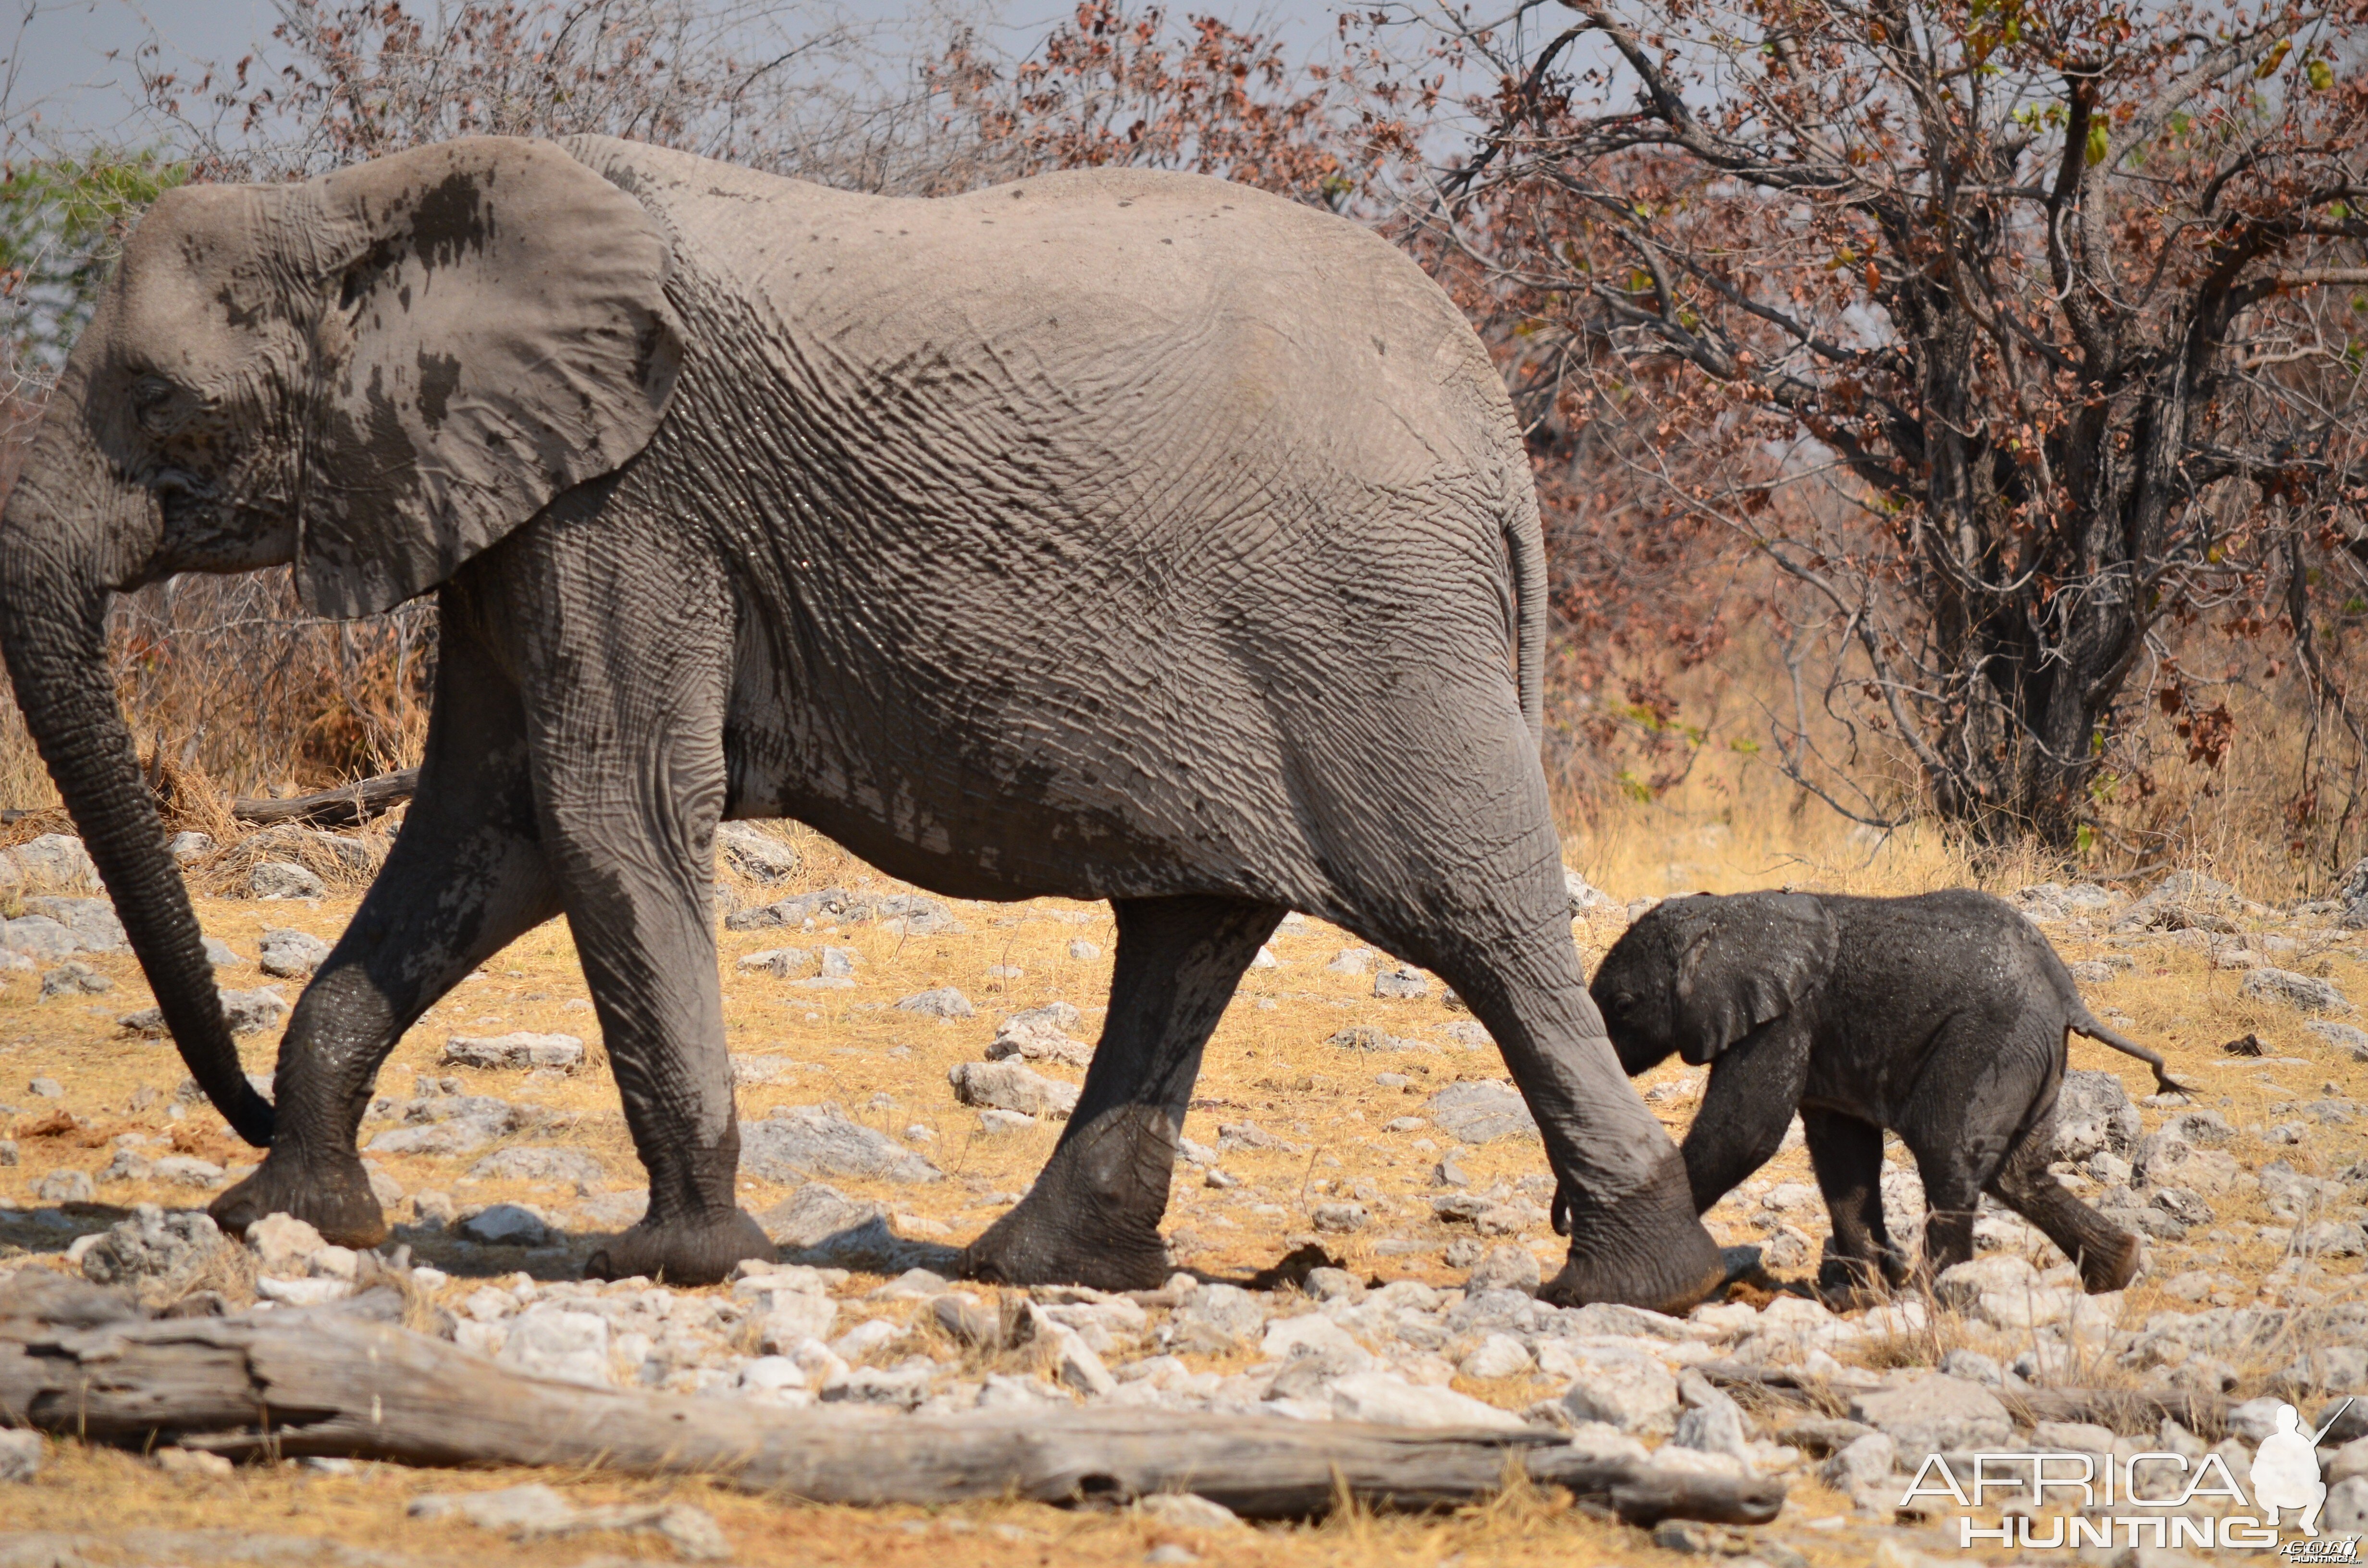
[2070,1008,2190,1096]
[1504,490,1545,747]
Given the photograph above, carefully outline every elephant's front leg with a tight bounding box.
[962,896,1285,1290]
[1678,1021,1811,1214]
[508,551,771,1286]
[212,604,563,1246]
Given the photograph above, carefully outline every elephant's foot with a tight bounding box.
[1817,1237,1912,1307]
[1816,1259,1893,1312]
[2074,1228,2142,1294]
[584,1208,774,1286]
[959,1200,1173,1292]
[961,1104,1180,1291]
[210,1151,387,1249]
[1537,1155,1727,1315]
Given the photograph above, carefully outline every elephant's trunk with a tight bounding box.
[0,433,275,1147]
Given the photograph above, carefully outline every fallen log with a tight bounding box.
[0,1278,1782,1524]
[232,769,417,827]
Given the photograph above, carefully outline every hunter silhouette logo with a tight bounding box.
[1902,1395,2358,1552]
[2255,1399,2355,1537]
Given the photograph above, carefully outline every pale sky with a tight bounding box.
[0,0,1372,144]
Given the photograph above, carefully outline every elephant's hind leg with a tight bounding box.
[960,895,1284,1291]
[1986,1112,2141,1293]
[1415,934,1725,1314]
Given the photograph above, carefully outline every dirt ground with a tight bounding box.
[2,818,2365,1566]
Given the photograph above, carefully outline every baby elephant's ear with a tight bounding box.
[1671,894,1837,1065]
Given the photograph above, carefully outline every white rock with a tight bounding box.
[1029,1306,1116,1396]
[142,1156,222,1193]
[1562,1421,1651,1462]
[496,1305,613,1387]
[896,987,974,1019]
[947,1059,1078,1118]
[1847,1375,2011,1452]
[1564,868,1618,914]
[408,1482,577,1532]
[1132,1493,1241,1530]
[978,1372,1069,1408]
[830,1318,903,1363]
[1261,1313,1368,1365]
[736,946,813,977]
[758,1295,840,1353]
[987,1006,1094,1068]
[1458,1332,1534,1381]
[1373,966,1431,1000]
[0,1429,41,1482]
[715,821,801,882]
[252,860,327,900]
[2031,1420,2115,1454]
[258,927,332,978]
[442,1032,585,1073]
[12,834,96,889]
[1671,1374,1751,1462]
[737,1356,809,1396]
[1329,1371,1528,1430]
[1557,1345,1679,1434]
[255,1275,352,1306]
[456,1204,553,1247]
[1822,1431,1899,1508]
[2241,967,2351,1014]
[246,1212,328,1274]
[1466,1243,1541,1294]
[37,1169,95,1203]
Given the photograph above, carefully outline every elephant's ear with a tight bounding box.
[1670,894,1836,1065]
[295,137,680,618]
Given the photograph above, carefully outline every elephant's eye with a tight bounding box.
[131,375,179,428]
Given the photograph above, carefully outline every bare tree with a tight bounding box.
[1394,0,2368,849]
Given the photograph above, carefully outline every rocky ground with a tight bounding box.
[1,822,2365,1567]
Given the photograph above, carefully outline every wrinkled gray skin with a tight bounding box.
[0,135,1726,1307]
[1591,890,2185,1298]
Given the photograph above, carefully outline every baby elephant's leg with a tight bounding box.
[1898,1123,1998,1286]
[1680,1022,1812,1213]
[1987,1119,2142,1292]
[1802,1109,1902,1299]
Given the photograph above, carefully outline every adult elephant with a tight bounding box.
[0,135,1724,1308]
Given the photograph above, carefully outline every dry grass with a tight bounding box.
[2,782,2365,1562]
[6,1435,1810,1568]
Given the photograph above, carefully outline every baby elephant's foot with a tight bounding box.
[584,1209,774,1286]
[1816,1261,1891,1312]
[210,1152,387,1249]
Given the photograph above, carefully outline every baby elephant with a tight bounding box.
[1588,889,2184,1298]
